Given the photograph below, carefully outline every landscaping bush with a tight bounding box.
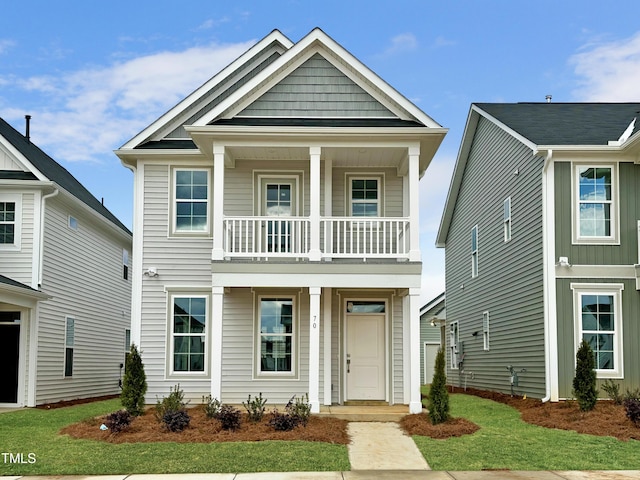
[243,392,267,422]
[572,340,598,412]
[427,348,450,425]
[162,409,191,432]
[287,393,311,426]
[624,398,640,426]
[104,410,132,434]
[217,404,241,431]
[155,384,188,422]
[269,407,300,431]
[602,379,623,405]
[120,343,147,416]
[202,394,222,419]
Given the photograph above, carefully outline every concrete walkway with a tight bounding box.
[347,421,429,470]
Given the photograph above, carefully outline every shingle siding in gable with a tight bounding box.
[444,116,546,398]
[239,54,394,118]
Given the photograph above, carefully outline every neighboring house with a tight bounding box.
[116,28,447,413]
[420,292,445,384]
[0,117,132,407]
[436,102,640,400]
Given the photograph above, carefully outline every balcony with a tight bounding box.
[223,216,410,260]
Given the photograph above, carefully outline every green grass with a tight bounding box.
[0,399,349,476]
[413,393,640,471]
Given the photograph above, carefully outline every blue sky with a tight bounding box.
[2,1,640,302]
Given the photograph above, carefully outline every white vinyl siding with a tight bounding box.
[572,164,619,244]
[571,283,624,379]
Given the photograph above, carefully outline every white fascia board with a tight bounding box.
[115,148,201,167]
[0,285,51,306]
[119,30,294,150]
[212,272,422,289]
[0,135,49,182]
[195,28,442,128]
[419,292,445,315]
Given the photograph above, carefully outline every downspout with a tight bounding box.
[38,188,59,286]
[541,149,557,402]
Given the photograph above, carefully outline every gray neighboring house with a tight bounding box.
[0,117,132,407]
[437,102,640,400]
[420,292,445,384]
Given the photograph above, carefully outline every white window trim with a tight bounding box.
[255,293,298,378]
[449,321,459,370]
[482,311,490,351]
[168,293,210,377]
[571,162,620,245]
[68,215,79,230]
[503,197,511,243]
[346,173,385,217]
[63,316,75,378]
[122,249,129,280]
[0,193,21,251]
[471,225,478,278]
[171,167,211,237]
[571,283,624,379]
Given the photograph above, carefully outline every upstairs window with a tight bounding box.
[471,225,478,278]
[174,169,209,234]
[122,249,129,280]
[573,164,618,244]
[350,177,381,217]
[503,197,511,242]
[483,311,490,351]
[0,201,15,244]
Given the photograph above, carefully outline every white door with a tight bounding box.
[424,343,440,384]
[262,181,295,253]
[346,314,385,400]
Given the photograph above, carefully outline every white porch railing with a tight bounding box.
[222,216,410,259]
[323,217,410,258]
[223,217,310,257]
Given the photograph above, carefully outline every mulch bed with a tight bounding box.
[401,414,479,439]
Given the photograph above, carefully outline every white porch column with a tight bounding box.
[409,287,422,413]
[309,146,322,261]
[309,286,321,413]
[323,287,332,405]
[212,145,225,261]
[408,146,421,262]
[323,158,333,261]
[211,286,224,400]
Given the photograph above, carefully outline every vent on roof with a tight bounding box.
[25,115,31,143]
[545,95,552,103]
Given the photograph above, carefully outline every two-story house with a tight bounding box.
[0,117,132,407]
[116,28,447,413]
[436,102,640,401]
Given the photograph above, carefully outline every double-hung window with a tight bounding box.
[64,317,75,377]
[0,194,20,249]
[350,177,381,217]
[572,283,623,378]
[471,225,478,278]
[449,321,459,370]
[482,311,490,351]
[503,197,511,242]
[174,169,209,234]
[257,297,295,376]
[573,164,618,244]
[171,296,207,374]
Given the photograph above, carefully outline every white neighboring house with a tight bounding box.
[0,117,132,407]
[116,28,447,413]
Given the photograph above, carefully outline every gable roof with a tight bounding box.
[119,28,444,154]
[436,102,640,247]
[420,292,445,319]
[0,118,131,236]
[0,274,50,300]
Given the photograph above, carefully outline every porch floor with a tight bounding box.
[318,404,419,422]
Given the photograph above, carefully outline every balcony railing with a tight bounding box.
[222,216,410,260]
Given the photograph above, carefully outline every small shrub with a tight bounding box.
[624,388,640,402]
[217,404,241,431]
[155,384,188,422]
[602,379,623,405]
[202,394,222,419]
[428,348,450,425]
[624,398,640,426]
[572,340,598,412]
[269,407,300,431]
[120,344,147,416]
[287,393,311,426]
[104,410,132,434]
[162,409,190,432]
[243,392,267,422]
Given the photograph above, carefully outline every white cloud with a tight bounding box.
[6,40,255,163]
[0,39,16,55]
[571,31,640,101]
[379,33,418,57]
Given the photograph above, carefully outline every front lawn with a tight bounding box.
[413,393,640,471]
[0,399,349,476]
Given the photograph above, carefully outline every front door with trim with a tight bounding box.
[346,313,386,400]
[0,312,21,404]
